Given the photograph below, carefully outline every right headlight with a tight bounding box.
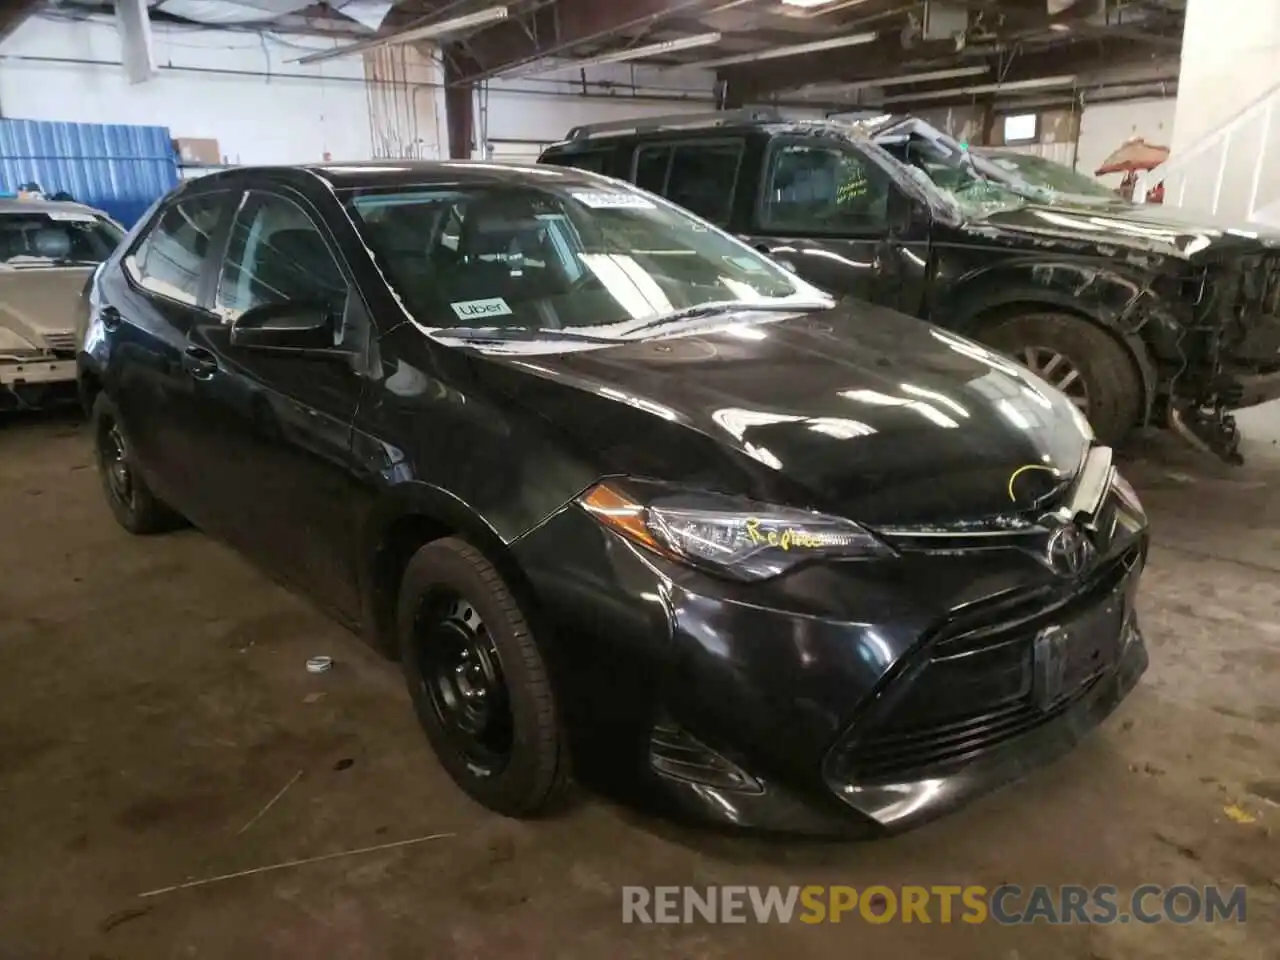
[579,481,894,581]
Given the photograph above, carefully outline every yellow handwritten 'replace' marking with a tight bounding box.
[1007,464,1062,504]
[745,518,824,550]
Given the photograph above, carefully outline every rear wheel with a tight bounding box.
[396,537,569,817]
[979,311,1142,446]
[91,393,185,535]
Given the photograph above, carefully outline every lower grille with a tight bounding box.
[827,546,1140,783]
[649,721,763,793]
[41,331,78,356]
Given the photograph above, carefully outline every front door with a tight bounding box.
[743,137,910,309]
[182,189,367,620]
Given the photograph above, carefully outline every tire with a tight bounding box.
[91,392,186,535]
[979,311,1142,446]
[396,537,569,817]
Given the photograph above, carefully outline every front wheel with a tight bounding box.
[979,311,1142,446]
[396,537,569,817]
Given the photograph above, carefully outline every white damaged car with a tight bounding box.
[0,197,124,411]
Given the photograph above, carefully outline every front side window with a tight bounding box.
[761,142,893,232]
[127,194,225,306]
[347,182,826,337]
[216,192,348,322]
[0,212,123,265]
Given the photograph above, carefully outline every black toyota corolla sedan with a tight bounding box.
[78,161,1149,835]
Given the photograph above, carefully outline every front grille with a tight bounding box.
[826,545,1140,783]
[41,331,78,356]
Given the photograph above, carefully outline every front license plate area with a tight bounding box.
[1033,590,1127,710]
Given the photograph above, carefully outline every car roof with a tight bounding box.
[0,197,105,217]
[542,117,870,151]
[194,160,618,192]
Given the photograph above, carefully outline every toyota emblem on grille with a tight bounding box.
[1046,523,1094,577]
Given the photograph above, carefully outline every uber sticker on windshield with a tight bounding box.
[571,191,655,210]
[451,297,514,320]
[46,211,96,222]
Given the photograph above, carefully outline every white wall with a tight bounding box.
[1076,97,1177,188]
[476,62,718,162]
[0,16,718,168]
[0,15,438,164]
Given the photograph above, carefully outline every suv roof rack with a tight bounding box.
[565,108,788,141]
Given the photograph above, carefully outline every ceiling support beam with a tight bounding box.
[0,0,42,45]
[449,0,711,83]
[443,53,474,159]
[114,0,157,84]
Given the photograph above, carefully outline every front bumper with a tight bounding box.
[1,357,76,387]
[514,484,1149,837]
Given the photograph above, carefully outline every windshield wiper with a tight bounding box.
[615,299,833,337]
[439,326,622,345]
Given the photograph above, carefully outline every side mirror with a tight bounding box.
[230,300,339,354]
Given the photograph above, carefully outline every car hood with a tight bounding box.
[970,200,1280,263]
[482,304,1093,528]
[0,266,90,352]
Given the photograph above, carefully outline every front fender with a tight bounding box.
[932,258,1173,422]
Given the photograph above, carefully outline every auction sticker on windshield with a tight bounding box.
[571,191,655,210]
[451,297,514,320]
[46,210,96,222]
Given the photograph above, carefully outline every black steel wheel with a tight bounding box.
[91,392,185,535]
[415,591,514,775]
[396,537,569,817]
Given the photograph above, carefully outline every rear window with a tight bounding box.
[0,211,123,265]
[629,140,744,225]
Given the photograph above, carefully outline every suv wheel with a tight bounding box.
[979,311,1141,446]
[91,393,186,534]
[396,537,569,817]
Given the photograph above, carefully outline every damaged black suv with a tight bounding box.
[539,110,1280,461]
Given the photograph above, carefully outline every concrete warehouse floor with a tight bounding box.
[1,410,1278,960]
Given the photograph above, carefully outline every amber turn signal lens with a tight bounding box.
[579,483,662,551]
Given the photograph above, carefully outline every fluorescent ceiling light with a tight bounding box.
[512,32,723,78]
[293,5,508,64]
[782,0,842,6]
[687,31,877,68]
[883,74,1078,103]
[792,65,989,96]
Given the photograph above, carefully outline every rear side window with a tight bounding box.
[761,142,892,233]
[630,141,743,225]
[126,194,225,306]
[541,149,612,175]
[215,192,347,322]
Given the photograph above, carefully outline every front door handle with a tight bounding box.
[183,345,218,380]
[100,306,122,332]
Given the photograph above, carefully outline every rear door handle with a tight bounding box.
[100,306,122,332]
[183,345,218,380]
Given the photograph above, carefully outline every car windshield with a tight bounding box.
[879,139,1032,219]
[345,181,828,337]
[0,211,123,265]
[980,152,1118,199]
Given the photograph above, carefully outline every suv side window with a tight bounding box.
[126,194,225,306]
[631,141,743,225]
[666,143,742,224]
[215,192,348,322]
[761,141,892,232]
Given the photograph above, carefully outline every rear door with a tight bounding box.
[630,138,745,229]
[100,190,233,511]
